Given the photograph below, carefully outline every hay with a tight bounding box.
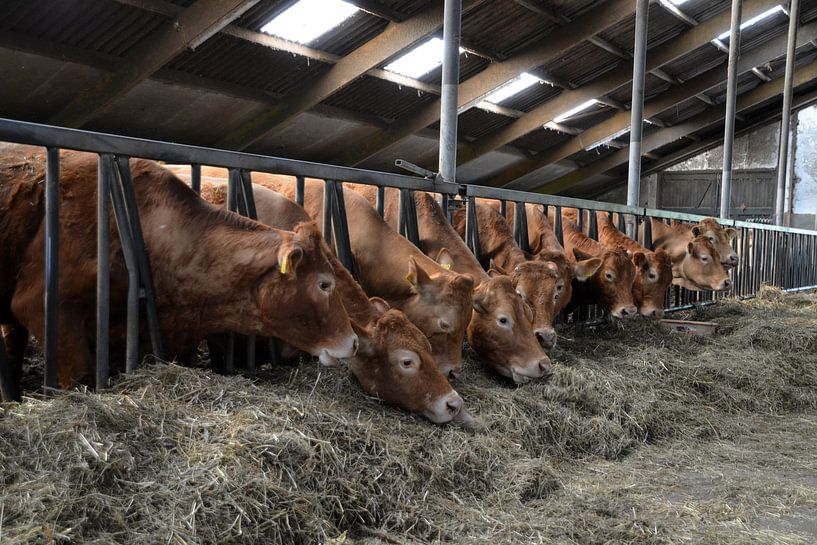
[1,292,817,544]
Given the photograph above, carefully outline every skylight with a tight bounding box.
[716,5,785,40]
[481,73,543,105]
[260,0,358,45]
[667,0,688,5]
[586,127,630,151]
[553,99,599,123]
[384,38,465,78]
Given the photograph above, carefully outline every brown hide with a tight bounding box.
[195,177,467,423]
[344,185,552,376]
[249,175,474,379]
[2,149,358,387]
[648,218,733,292]
[667,218,738,267]
[562,218,638,319]
[596,212,673,319]
[452,202,565,351]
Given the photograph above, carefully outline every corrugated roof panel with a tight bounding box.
[498,81,561,113]
[510,127,571,153]
[663,44,725,83]
[461,0,558,59]
[682,0,732,22]
[457,108,515,140]
[321,75,438,120]
[550,0,605,20]
[544,41,621,87]
[607,73,671,105]
[596,3,686,54]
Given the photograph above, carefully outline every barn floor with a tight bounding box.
[1,288,816,545]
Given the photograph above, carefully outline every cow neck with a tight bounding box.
[325,249,377,327]
[598,215,644,254]
[475,204,527,271]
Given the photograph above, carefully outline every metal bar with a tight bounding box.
[0,118,448,194]
[588,209,598,241]
[499,199,507,218]
[438,0,462,185]
[115,157,165,360]
[44,147,60,392]
[554,206,564,246]
[96,154,112,392]
[514,201,530,252]
[323,181,334,245]
[238,170,257,376]
[190,164,201,194]
[642,215,653,249]
[295,175,305,207]
[376,186,385,218]
[577,208,585,234]
[109,158,140,373]
[0,335,18,402]
[775,0,800,226]
[398,188,421,246]
[465,196,482,265]
[626,0,649,239]
[227,168,239,213]
[720,0,743,220]
[330,181,358,277]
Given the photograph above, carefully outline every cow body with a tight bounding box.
[595,212,673,319]
[655,218,739,267]
[343,185,551,383]
[1,148,358,388]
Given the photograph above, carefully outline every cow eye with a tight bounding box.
[319,280,332,292]
[709,236,715,243]
[700,255,709,263]
[401,358,413,368]
[516,289,526,300]
[605,272,614,282]
[498,316,511,327]
[648,272,657,281]
[556,283,564,292]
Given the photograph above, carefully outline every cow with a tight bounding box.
[560,217,638,319]
[242,175,474,380]
[595,212,673,319]
[648,217,738,268]
[341,185,551,382]
[188,175,473,424]
[0,146,359,390]
[452,201,598,349]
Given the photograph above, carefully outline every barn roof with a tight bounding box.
[2,0,816,198]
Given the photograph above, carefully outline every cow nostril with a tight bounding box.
[538,360,552,377]
[351,336,359,355]
[448,369,461,381]
[446,396,463,415]
[621,308,630,316]
[724,279,732,288]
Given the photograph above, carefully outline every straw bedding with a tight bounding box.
[1,288,816,544]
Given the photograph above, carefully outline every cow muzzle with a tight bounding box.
[424,391,466,424]
[612,305,638,319]
[534,327,557,350]
[316,333,359,366]
[509,356,552,385]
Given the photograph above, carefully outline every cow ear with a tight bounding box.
[691,226,702,237]
[487,268,504,278]
[632,251,648,269]
[687,242,698,257]
[277,242,304,278]
[406,257,432,290]
[574,257,602,281]
[472,292,490,314]
[488,259,507,276]
[545,261,560,277]
[369,297,390,316]
[435,248,456,270]
[572,247,594,261]
[351,320,376,358]
[725,227,737,241]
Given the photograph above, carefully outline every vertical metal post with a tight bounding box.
[438,0,462,185]
[0,335,18,402]
[96,155,111,392]
[554,206,564,246]
[465,196,482,264]
[238,171,258,376]
[775,0,801,226]
[190,164,201,194]
[626,0,649,239]
[44,147,60,392]
[513,202,530,252]
[642,215,653,249]
[720,0,743,220]
[323,181,334,244]
[330,181,357,277]
[588,209,598,241]
[499,200,507,218]
[295,175,305,207]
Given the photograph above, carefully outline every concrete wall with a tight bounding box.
[667,122,781,171]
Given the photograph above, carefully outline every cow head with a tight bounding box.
[630,249,673,319]
[349,307,472,425]
[467,275,552,385]
[673,236,732,292]
[573,247,638,319]
[503,256,568,350]
[693,218,738,268]
[400,256,474,380]
[255,222,358,365]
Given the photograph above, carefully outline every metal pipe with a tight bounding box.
[720,0,743,220]
[626,0,649,239]
[0,335,18,402]
[44,147,60,392]
[96,155,111,392]
[295,175,304,207]
[437,0,462,185]
[775,0,801,226]
[376,186,385,218]
[190,164,201,194]
[108,160,140,373]
[323,182,333,245]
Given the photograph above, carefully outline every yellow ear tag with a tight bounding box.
[280,255,288,275]
[406,270,416,286]
[440,263,452,270]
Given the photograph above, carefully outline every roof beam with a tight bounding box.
[329,0,637,166]
[533,55,817,195]
[49,0,260,127]
[454,0,782,168]
[483,20,817,187]
[657,0,699,27]
[214,0,487,150]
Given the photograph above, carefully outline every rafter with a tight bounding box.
[329,0,638,166]
[454,0,782,168]
[534,55,817,195]
[49,0,261,128]
[483,21,817,188]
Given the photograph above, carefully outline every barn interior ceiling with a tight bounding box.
[2,0,817,198]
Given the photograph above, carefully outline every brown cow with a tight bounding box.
[245,175,474,380]
[664,218,739,268]
[596,212,673,319]
[561,217,638,319]
[190,176,472,423]
[453,201,592,350]
[1,147,358,388]
[342,185,551,381]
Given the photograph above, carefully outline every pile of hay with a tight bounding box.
[1,292,816,544]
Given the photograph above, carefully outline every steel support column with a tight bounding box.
[720,0,743,219]
[775,0,800,225]
[626,0,649,238]
[96,155,112,391]
[44,147,60,392]
[438,0,462,185]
